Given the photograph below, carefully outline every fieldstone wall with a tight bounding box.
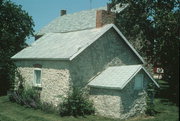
[70,28,142,87]
[89,70,150,119]
[90,88,122,118]
[13,27,148,119]
[15,60,70,106]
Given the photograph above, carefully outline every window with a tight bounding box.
[34,69,42,86]
[134,74,143,90]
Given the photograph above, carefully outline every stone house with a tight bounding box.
[12,4,159,119]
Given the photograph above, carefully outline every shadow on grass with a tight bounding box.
[155,79,179,106]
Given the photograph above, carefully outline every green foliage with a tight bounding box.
[59,88,95,117]
[40,102,56,114]
[0,61,16,95]
[8,87,56,113]
[0,96,179,121]
[8,72,40,108]
[146,83,156,116]
[0,0,34,96]
[110,0,179,105]
[8,70,56,113]
[8,88,41,109]
[13,69,25,93]
[21,88,40,108]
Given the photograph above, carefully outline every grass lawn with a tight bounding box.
[0,96,179,121]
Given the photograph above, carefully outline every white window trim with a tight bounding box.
[33,68,42,87]
[134,74,144,90]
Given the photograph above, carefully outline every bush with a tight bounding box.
[21,88,40,108]
[8,70,41,109]
[145,83,157,116]
[8,88,40,109]
[59,88,95,117]
[8,90,22,104]
[9,70,94,116]
[40,102,56,113]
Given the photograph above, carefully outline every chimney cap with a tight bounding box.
[60,10,66,16]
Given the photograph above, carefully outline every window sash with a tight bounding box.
[34,69,41,85]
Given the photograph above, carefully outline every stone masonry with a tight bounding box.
[15,60,70,106]
[14,27,149,119]
[89,70,149,119]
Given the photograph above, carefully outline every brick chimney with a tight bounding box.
[96,4,116,28]
[60,10,66,16]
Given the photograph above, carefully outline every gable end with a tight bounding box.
[70,24,145,64]
[112,25,145,64]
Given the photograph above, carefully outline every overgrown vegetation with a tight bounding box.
[8,85,57,114]
[8,70,40,108]
[0,0,34,96]
[40,102,57,114]
[59,87,95,117]
[9,87,95,117]
[145,82,157,116]
[110,0,179,105]
[9,70,95,117]
[0,96,178,121]
[8,70,56,113]
[8,88,40,109]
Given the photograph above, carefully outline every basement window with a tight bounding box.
[134,74,143,90]
[33,68,42,87]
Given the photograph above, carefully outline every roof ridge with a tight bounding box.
[69,24,113,60]
[63,6,106,16]
[36,6,107,35]
[49,27,95,34]
[121,65,142,89]
[38,24,110,35]
[36,4,129,35]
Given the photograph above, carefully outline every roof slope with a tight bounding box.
[36,5,128,35]
[12,24,145,63]
[12,24,112,60]
[88,65,159,89]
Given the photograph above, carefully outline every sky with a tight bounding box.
[11,0,110,44]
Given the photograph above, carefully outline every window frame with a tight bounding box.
[134,74,144,90]
[33,68,42,87]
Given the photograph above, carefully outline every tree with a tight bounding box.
[110,0,179,105]
[0,0,34,95]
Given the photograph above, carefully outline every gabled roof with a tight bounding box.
[12,24,145,63]
[12,24,112,60]
[88,65,159,90]
[36,5,128,35]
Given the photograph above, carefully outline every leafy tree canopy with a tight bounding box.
[110,0,179,105]
[0,0,34,95]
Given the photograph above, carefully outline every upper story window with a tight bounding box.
[34,68,42,87]
[134,74,143,90]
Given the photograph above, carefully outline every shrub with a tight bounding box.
[21,88,40,108]
[146,82,157,116]
[8,88,58,113]
[8,69,24,103]
[8,70,58,113]
[8,88,40,109]
[59,88,95,117]
[8,69,41,109]
[8,90,22,104]
[40,102,56,113]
